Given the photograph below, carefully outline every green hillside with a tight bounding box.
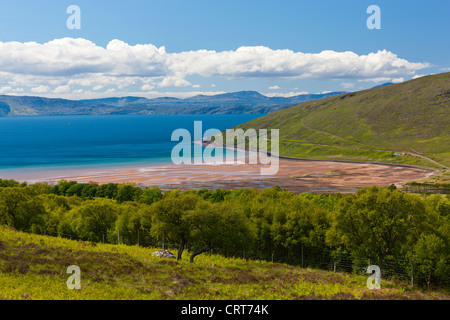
[0,226,448,300]
[235,72,450,169]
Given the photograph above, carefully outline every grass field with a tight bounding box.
[0,226,448,300]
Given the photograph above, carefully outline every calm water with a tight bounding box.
[0,114,264,171]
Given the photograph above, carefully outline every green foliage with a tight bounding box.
[116,183,142,203]
[3,225,448,300]
[187,201,254,262]
[0,178,22,188]
[151,192,201,260]
[95,183,118,199]
[0,187,47,233]
[63,198,120,242]
[0,179,448,288]
[413,233,450,287]
[326,186,429,265]
[139,186,163,205]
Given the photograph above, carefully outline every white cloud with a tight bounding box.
[268,85,280,90]
[0,86,12,93]
[141,84,155,91]
[391,77,404,83]
[157,76,191,88]
[31,85,49,93]
[341,83,355,89]
[192,84,201,88]
[0,38,430,97]
[53,85,71,93]
[264,91,309,97]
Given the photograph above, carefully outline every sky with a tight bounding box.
[0,0,448,100]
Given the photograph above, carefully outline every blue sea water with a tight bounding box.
[0,114,264,171]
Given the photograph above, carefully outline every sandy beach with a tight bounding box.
[0,157,436,194]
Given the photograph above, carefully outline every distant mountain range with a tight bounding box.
[0,91,346,116]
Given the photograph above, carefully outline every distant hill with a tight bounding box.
[0,91,345,116]
[235,72,450,168]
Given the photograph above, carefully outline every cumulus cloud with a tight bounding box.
[0,86,12,93]
[0,38,430,96]
[157,76,191,88]
[268,85,280,90]
[31,85,49,93]
[53,85,71,93]
[341,83,355,89]
[264,91,310,97]
[141,84,155,91]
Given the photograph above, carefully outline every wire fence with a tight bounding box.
[38,228,449,290]
[37,231,450,289]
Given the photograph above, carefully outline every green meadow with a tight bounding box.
[0,226,448,300]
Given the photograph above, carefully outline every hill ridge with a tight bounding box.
[235,72,450,168]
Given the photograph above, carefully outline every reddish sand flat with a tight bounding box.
[10,158,436,194]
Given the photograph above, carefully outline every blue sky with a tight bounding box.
[0,0,448,99]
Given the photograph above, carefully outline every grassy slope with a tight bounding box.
[0,226,448,300]
[236,72,450,169]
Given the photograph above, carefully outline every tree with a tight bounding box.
[67,198,119,242]
[114,204,144,245]
[0,187,47,233]
[187,201,254,263]
[326,186,428,267]
[412,232,449,287]
[116,183,142,203]
[151,192,201,260]
[39,193,75,234]
[95,183,118,199]
[80,183,99,200]
[0,178,21,188]
[53,180,77,196]
[139,186,163,205]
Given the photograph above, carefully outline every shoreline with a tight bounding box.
[0,154,437,194]
[200,140,440,171]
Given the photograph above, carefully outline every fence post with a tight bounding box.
[301,245,304,268]
[411,259,414,287]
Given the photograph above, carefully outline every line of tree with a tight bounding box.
[0,178,448,288]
